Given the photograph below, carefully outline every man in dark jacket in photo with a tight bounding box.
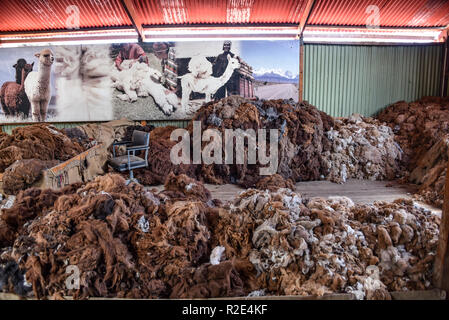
[212,40,238,99]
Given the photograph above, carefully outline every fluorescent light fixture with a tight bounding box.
[303,37,437,44]
[0,29,138,47]
[143,26,299,41]
[0,26,444,46]
[303,28,442,44]
[143,26,443,43]
[0,38,138,48]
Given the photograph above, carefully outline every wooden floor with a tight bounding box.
[294,180,417,204]
[154,179,416,203]
[153,179,441,214]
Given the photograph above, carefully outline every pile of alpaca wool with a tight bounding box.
[0,173,244,299]
[63,119,135,150]
[211,189,439,299]
[122,124,154,142]
[322,114,403,183]
[135,96,334,188]
[377,97,449,208]
[0,125,85,195]
[376,97,449,169]
[1,159,59,195]
[408,134,449,208]
[133,126,199,185]
[0,174,440,299]
[0,124,84,172]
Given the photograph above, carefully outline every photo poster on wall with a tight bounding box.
[0,40,299,123]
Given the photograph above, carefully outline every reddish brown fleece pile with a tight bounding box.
[0,124,84,172]
[134,96,334,188]
[0,174,440,300]
[0,183,81,247]
[133,126,199,185]
[0,173,243,299]
[377,97,449,208]
[377,97,449,169]
[2,159,59,195]
[189,97,334,186]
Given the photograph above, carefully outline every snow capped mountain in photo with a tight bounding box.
[253,68,299,83]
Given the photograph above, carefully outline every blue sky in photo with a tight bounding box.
[240,40,299,75]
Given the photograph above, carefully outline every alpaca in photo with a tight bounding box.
[0,61,34,117]
[187,55,212,79]
[24,49,54,122]
[79,45,113,119]
[14,59,28,84]
[53,46,83,121]
[111,60,178,116]
[53,45,113,121]
[111,60,141,102]
[179,55,240,111]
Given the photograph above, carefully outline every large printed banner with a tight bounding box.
[0,40,299,122]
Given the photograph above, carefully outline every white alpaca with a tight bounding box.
[53,45,113,121]
[187,55,212,79]
[80,45,113,119]
[24,48,54,122]
[179,55,240,111]
[53,46,83,121]
[111,60,178,116]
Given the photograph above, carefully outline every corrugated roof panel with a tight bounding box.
[132,0,309,25]
[0,0,132,32]
[308,0,449,27]
[0,0,448,34]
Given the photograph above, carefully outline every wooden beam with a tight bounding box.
[297,0,316,37]
[120,0,145,42]
[441,36,448,97]
[297,0,315,102]
[440,24,449,97]
[433,160,449,297]
[299,36,304,102]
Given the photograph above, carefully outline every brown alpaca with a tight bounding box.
[14,59,27,84]
[0,62,34,117]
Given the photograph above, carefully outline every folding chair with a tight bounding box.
[109,130,150,185]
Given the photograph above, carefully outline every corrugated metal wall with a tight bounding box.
[304,44,443,117]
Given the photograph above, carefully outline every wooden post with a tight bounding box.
[433,160,449,297]
[299,36,304,102]
[441,31,448,97]
[297,0,316,37]
[296,0,315,103]
[121,0,146,42]
[441,26,449,97]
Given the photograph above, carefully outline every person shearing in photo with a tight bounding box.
[115,43,149,71]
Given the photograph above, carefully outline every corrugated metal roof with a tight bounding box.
[131,0,309,25]
[0,0,448,33]
[308,0,449,28]
[0,0,132,32]
[131,0,449,27]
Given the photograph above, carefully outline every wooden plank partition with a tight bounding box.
[433,160,449,297]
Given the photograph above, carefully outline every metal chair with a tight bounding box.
[109,130,150,185]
